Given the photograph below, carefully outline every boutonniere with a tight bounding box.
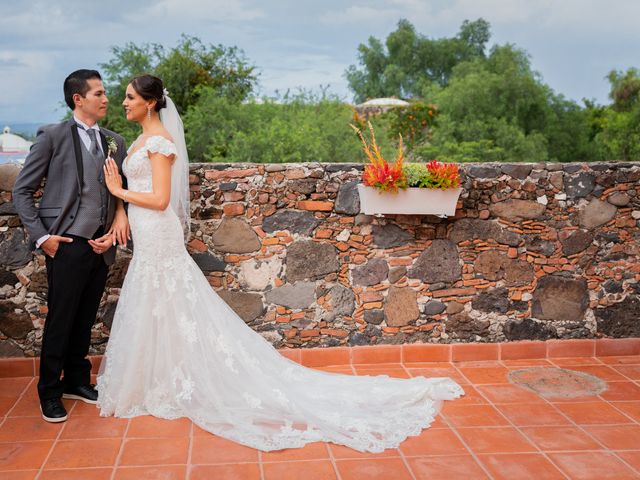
[106,136,118,158]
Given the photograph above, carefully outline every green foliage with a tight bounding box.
[403,163,429,187]
[415,139,506,163]
[543,94,595,162]
[593,108,640,160]
[93,24,640,164]
[385,102,436,149]
[414,44,599,162]
[99,35,257,145]
[586,68,640,161]
[346,18,491,102]
[184,88,373,163]
[345,21,640,163]
[155,35,256,114]
[397,160,460,189]
[608,68,640,112]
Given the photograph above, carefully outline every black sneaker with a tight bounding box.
[40,398,68,423]
[62,384,98,404]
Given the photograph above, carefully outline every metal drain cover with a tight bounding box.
[508,367,608,399]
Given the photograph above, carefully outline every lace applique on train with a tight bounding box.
[97,136,464,453]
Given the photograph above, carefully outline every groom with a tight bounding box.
[13,69,128,423]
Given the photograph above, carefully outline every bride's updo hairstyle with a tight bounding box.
[130,74,167,111]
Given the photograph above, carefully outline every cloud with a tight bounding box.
[0,2,72,41]
[2,0,639,122]
[0,57,27,68]
[143,0,265,22]
[321,5,402,26]
[0,1,137,52]
[256,52,350,99]
[0,50,63,122]
[321,0,640,39]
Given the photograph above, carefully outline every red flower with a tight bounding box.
[425,160,460,189]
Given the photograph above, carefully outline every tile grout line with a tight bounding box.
[4,376,35,419]
[544,397,640,476]
[399,362,412,379]
[0,377,26,429]
[593,389,640,476]
[396,446,418,480]
[446,421,637,428]
[258,449,265,480]
[325,443,344,480]
[498,359,640,478]
[607,400,640,424]
[35,395,74,480]
[109,417,131,480]
[186,420,194,480]
[439,406,496,480]
[552,356,640,423]
[452,363,572,480]
[3,344,640,380]
[5,355,640,476]
[445,363,498,479]
[518,365,640,478]
[596,381,640,409]
[602,363,640,383]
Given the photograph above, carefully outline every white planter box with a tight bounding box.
[357,184,462,217]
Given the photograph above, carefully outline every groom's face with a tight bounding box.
[75,79,108,122]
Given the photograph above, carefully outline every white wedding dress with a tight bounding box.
[97,135,464,452]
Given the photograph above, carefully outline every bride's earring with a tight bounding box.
[147,106,151,121]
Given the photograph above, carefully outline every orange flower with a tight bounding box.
[352,122,407,193]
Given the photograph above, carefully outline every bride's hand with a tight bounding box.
[104,157,124,197]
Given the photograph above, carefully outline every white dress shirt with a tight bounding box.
[74,116,104,154]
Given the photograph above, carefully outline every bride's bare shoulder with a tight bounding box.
[147,127,174,145]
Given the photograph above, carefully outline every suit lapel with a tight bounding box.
[99,130,108,156]
[98,129,112,214]
[69,121,83,190]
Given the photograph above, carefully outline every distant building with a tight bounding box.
[354,97,410,120]
[0,126,32,164]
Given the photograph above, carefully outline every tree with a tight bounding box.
[345,18,491,102]
[607,68,640,112]
[420,45,548,161]
[591,68,640,160]
[99,35,258,144]
[416,44,597,162]
[154,35,257,114]
[184,88,367,163]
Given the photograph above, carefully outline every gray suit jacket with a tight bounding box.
[13,118,127,266]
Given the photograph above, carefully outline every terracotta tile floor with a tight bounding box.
[3,354,640,479]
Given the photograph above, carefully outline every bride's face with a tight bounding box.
[123,84,152,123]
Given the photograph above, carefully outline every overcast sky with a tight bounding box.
[1,0,639,123]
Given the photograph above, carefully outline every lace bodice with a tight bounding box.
[120,135,184,268]
[123,135,177,193]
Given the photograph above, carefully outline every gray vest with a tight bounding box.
[66,140,108,238]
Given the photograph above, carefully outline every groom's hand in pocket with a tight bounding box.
[41,235,73,258]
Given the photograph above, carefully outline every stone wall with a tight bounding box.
[1,161,639,357]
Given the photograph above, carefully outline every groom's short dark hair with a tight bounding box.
[63,69,102,110]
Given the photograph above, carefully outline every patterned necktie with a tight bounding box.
[85,127,100,156]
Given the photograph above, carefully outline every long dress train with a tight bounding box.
[97,136,464,453]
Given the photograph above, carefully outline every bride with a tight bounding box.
[98,74,463,453]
